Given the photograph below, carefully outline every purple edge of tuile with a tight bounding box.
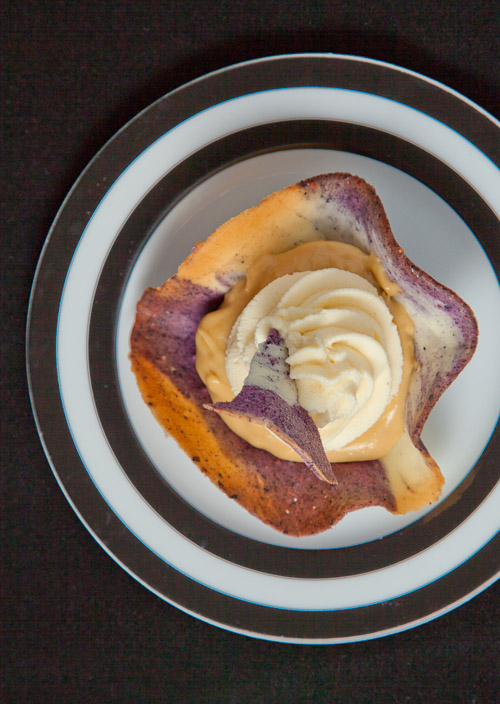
[205,328,336,484]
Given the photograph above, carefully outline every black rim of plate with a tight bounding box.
[90,118,499,578]
[27,54,500,642]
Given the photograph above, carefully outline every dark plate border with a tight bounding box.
[27,55,500,641]
[89,119,499,578]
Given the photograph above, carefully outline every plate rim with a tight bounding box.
[91,121,499,574]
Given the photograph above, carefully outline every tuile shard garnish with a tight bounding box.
[204,328,337,485]
[130,173,478,536]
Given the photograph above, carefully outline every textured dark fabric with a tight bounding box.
[2,1,499,702]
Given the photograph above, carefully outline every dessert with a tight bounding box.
[130,173,478,535]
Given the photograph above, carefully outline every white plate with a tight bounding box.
[27,54,500,642]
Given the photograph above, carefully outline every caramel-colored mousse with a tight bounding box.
[196,241,416,463]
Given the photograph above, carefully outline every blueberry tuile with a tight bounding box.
[204,329,336,485]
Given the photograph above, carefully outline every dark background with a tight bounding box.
[2,1,499,702]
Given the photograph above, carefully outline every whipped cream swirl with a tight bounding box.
[226,268,404,451]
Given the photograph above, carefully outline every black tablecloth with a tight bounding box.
[3,1,499,701]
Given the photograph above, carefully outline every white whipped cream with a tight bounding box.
[226,268,404,451]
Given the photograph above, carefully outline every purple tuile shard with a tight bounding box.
[204,329,337,484]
